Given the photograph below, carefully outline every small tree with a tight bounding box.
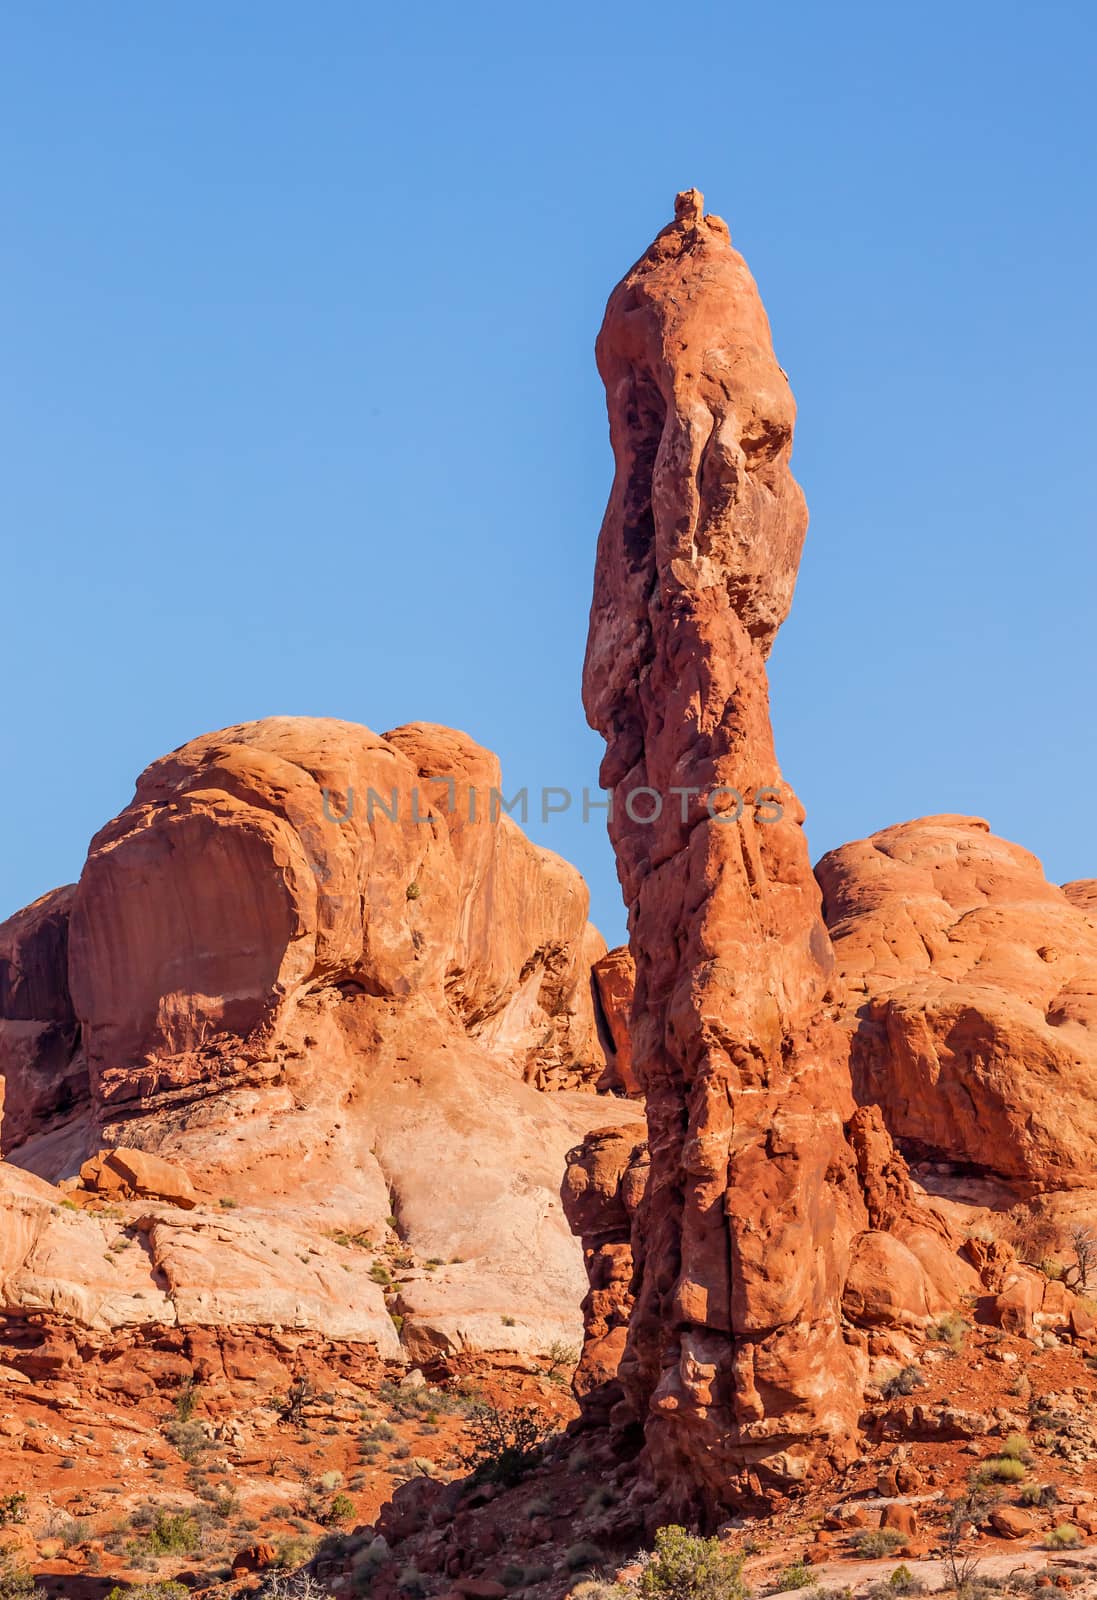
[458,1403,556,1487]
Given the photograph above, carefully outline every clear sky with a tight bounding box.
[2,2,1095,949]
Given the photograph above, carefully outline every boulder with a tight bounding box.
[80,1148,196,1208]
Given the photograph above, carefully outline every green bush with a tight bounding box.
[145,1509,200,1555]
[887,1566,919,1595]
[1046,1524,1082,1549]
[776,1561,818,1590]
[1019,1483,1058,1508]
[978,1456,1026,1483]
[328,1493,356,1526]
[639,1524,748,1600]
[999,1432,1030,1461]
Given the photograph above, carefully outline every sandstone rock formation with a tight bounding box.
[0,717,643,1363]
[579,191,978,1518]
[817,815,1097,1191]
[591,946,640,1095]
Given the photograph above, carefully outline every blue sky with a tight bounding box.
[2,2,1095,949]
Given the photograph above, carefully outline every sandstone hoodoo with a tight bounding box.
[579,191,974,1519]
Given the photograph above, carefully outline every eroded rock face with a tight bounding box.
[0,717,644,1360]
[582,191,875,1511]
[591,946,640,1095]
[561,1125,648,1422]
[818,815,1097,1190]
[0,887,84,1152]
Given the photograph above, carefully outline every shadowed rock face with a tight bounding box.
[583,192,873,1513]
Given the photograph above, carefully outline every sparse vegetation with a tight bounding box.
[1045,1524,1082,1549]
[886,1566,921,1596]
[0,1498,27,1530]
[927,1310,968,1351]
[162,1418,209,1464]
[880,1365,925,1400]
[1066,1224,1097,1291]
[218,1196,238,1209]
[978,1456,1026,1483]
[775,1561,818,1590]
[173,1375,199,1422]
[1019,1483,1058,1508]
[280,1376,313,1426]
[0,1545,45,1600]
[639,1525,748,1600]
[853,1530,908,1559]
[105,1586,188,1600]
[565,1542,605,1571]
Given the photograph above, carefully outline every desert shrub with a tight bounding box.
[880,1365,925,1400]
[776,1561,818,1590]
[369,1262,392,1286]
[887,1566,921,1595]
[927,1311,968,1351]
[1019,1483,1058,1508]
[258,1577,336,1599]
[999,1433,1031,1461]
[853,1529,908,1559]
[59,1517,91,1547]
[272,1535,318,1570]
[173,1376,199,1421]
[1039,1257,1066,1281]
[162,1418,209,1463]
[639,1524,748,1600]
[979,1457,1026,1483]
[317,1471,343,1493]
[280,1377,313,1425]
[1045,1525,1081,1549]
[458,1402,556,1487]
[565,1542,604,1571]
[327,1494,356,1526]
[0,1544,45,1600]
[0,1498,27,1530]
[585,1484,617,1514]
